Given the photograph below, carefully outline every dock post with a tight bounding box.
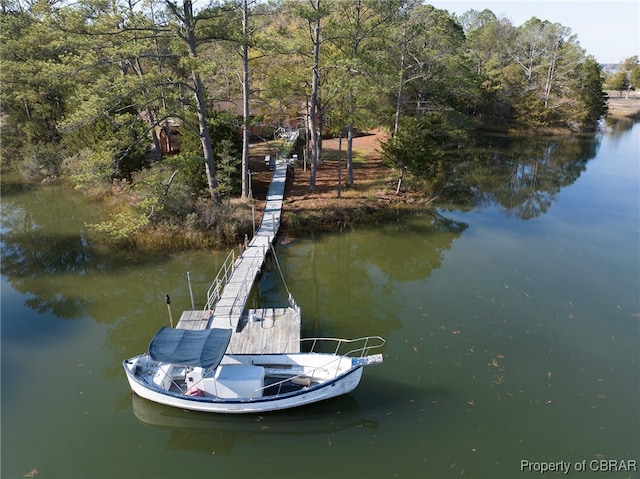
[165,294,174,328]
[187,272,195,310]
[252,205,256,237]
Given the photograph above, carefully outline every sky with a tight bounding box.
[429,0,640,64]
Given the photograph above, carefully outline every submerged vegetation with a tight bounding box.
[1,0,630,249]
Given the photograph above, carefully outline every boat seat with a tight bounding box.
[200,365,265,399]
[153,364,172,390]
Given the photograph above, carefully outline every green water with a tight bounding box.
[2,120,638,479]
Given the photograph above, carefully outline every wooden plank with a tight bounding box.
[175,310,211,330]
[227,308,300,354]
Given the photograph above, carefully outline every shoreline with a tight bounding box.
[605,91,640,119]
[8,103,637,251]
[266,101,640,241]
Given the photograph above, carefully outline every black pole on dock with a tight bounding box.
[165,294,174,328]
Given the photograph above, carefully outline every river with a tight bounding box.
[1,119,638,479]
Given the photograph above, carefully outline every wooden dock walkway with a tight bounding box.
[209,158,287,329]
[175,159,300,353]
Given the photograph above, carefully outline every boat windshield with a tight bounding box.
[148,327,232,368]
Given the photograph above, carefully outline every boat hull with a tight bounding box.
[123,357,364,414]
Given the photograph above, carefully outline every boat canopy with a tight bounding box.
[148,327,232,368]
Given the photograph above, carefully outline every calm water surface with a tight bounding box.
[2,120,638,479]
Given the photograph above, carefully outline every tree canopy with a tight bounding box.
[1,0,610,241]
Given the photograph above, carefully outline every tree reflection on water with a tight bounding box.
[439,131,602,219]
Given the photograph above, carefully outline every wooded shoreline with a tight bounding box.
[3,2,637,251]
[252,97,640,243]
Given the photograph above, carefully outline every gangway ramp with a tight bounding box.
[208,158,287,330]
[176,159,299,353]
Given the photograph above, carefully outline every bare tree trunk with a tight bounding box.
[345,0,360,187]
[337,134,342,198]
[241,0,251,198]
[308,0,322,193]
[347,91,354,186]
[168,0,220,204]
[194,69,220,203]
[394,17,408,137]
[543,34,561,108]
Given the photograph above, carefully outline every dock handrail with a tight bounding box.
[204,250,236,311]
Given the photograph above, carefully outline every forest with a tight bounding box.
[0,0,614,248]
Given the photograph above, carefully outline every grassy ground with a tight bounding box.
[606,91,640,118]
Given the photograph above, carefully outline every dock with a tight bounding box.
[229,308,300,353]
[175,159,300,353]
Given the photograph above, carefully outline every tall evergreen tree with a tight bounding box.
[328,0,400,186]
[0,3,74,170]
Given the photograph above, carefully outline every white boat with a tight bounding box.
[123,327,384,414]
